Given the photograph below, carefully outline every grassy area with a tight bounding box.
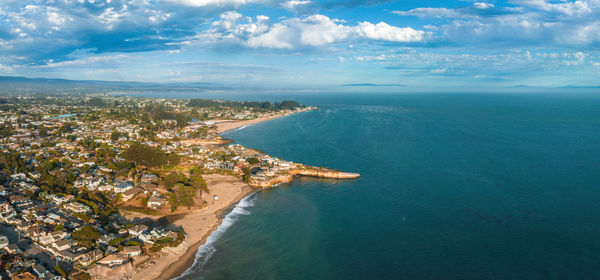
[122,205,162,216]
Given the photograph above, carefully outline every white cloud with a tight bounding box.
[473,2,494,9]
[282,0,311,10]
[162,0,260,7]
[516,0,592,16]
[393,8,459,18]
[202,13,426,49]
[393,0,600,47]
[357,22,425,42]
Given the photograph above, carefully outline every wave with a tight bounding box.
[173,192,258,279]
[231,125,249,132]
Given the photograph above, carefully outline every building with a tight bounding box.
[98,254,128,267]
[12,272,37,280]
[0,234,8,249]
[114,181,134,193]
[147,196,167,209]
[122,245,142,257]
[64,202,91,213]
[128,224,148,237]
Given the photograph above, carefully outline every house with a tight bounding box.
[6,243,21,254]
[138,232,154,244]
[48,194,73,205]
[0,185,6,196]
[52,239,72,251]
[97,254,128,267]
[122,245,142,257]
[12,272,37,280]
[114,181,134,193]
[78,248,104,267]
[9,173,27,182]
[42,272,62,280]
[140,174,158,183]
[128,224,148,237]
[121,188,138,202]
[0,234,8,249]
[147,196,167,209]
[33,264,48,278]
[64,202,90,213]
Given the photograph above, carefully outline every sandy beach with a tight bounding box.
[127,175,254,280]
[125,111,310,280]
[215,108,312,134]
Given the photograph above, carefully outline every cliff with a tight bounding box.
[290,168,361,179]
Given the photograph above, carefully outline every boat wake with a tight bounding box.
[173,192,257,279]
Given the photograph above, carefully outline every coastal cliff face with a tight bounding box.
[249,168,360,188]
[290,169,361,179]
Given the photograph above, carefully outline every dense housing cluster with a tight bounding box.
[0,95,308,280]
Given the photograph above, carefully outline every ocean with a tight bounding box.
[172,93,600,280]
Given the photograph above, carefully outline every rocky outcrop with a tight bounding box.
[290,168,360,179]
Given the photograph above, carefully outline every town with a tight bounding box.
[0,95,351,280]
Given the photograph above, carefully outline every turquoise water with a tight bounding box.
[179,93,600,280]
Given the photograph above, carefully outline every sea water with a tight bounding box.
[177,93,600,280]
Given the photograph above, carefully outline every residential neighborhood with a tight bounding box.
[0,95,312,279]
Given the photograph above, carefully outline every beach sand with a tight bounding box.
[128,174,254,280]
[126,111,310,280]
[215,109,311,134]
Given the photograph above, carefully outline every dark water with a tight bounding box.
[178,93,600,280]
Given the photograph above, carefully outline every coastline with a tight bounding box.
[126,106,353,280]
[128,111,304,280]
[155,187,255,280]
[215,107,314,134]
[126,175,255,280]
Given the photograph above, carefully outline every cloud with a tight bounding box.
[199,13,426,49]
[162,0,262,7]
[393,0,600,48]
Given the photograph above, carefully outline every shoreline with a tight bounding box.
[155,187,255,280]
[127,107,353,280]
[125,175,255,280]
[128,111,304,280]
[215,107,314,134]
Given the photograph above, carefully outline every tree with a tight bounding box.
[71,226,100,248]
[122,142,169,168]
[54,265,67,277]
[246,157,260,165]
[125,241,141,246]
[109,237,125,246]
[110,131,121,141]
[38,126,48,137]
[164,173,178,189]
[242,168,251,183]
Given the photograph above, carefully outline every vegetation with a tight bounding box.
[54,265,67,277]
[246,157,260,165]
[71,226,100,248]
[122,142,179,168]
[109,237,125,246]
[125,241,141,246]
[188,99,302,112]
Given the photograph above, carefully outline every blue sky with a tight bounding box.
[1,0,599,88]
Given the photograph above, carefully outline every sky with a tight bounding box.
[1,0,600,89]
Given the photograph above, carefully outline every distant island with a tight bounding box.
[0,95,358,280]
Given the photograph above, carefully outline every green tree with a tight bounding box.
[122,142,169,168]
[110,131,121,141]
[246,157,260,165]
[71,226,100,248]
[54,265,67,277]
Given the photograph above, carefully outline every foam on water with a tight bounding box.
[174,192,257,279]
